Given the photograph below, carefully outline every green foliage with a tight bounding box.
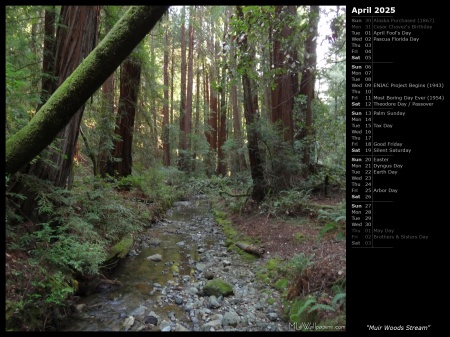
[294,232,307,244]
[289,296,321,324]
[109,166,183,208]
[274,278,288,291]
[5,6,45,137]
[5,172,170,330]
[287,289,346,329]
[138,167,180,207]
[287,253,315,275]
[256,257,285,286]
[41,270,75,305]
[32,221,106,274]
[332,292,346,307]
[317,200,346,242]
[262,189,312,217]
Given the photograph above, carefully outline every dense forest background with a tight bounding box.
[5,6,346,331]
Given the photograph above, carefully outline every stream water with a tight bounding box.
[59,195,290,332]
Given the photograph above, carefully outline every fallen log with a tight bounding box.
[235,242,264,257]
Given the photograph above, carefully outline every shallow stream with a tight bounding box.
[59,195,290,332]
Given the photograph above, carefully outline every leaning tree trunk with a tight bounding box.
[27,6,101,189]
[6,6,170,176]
[9,6,101,219]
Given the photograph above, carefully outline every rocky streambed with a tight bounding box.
[60,195,292,332]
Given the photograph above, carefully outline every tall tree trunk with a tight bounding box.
[269,6,300,189]
[299,5,319,176]
[217,70,227,176]
[163,24,170,166]
[271,6,296,144]
[280,6,297,144]
[37,6,56,112]
[217,14,229,177]
[206,20,218,175]
[230,33,247,172]
[6,6,170,177]
[204,64,210,145]
[99,73,115,177]
[106,57,141,178]
[150,33,158,150]
[29,6,101,189]
[178,7,187,171]
[170,27,175,125]
[184,6,195,172]
[236,6,266,203]
[98,7,117,178]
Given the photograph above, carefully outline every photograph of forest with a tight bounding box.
[5,6,346,331]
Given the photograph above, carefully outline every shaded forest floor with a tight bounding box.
[231,192,346,284]
[210,187,346,325]
[233,193,345,292]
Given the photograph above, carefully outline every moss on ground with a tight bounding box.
[213,209,259,261]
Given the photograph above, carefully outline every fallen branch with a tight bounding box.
[235,242,264,257]
[99,273,122,286]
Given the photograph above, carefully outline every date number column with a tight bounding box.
[350,16,373,248]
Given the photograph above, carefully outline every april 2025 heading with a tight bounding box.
[352,7,396,15]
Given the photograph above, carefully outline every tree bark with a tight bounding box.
[99,73,115,177]
[236,6,267,203]
[37,6,56,112]
[25,6,101,189]
[299,6,319,176]
[271,6,296,144]
[230,34,246,172]
[162,24,170,166]
[217,15,229,177]
[106,57,141,178]
[184,7,195,172]
[6,6,169,176]
[178,7,187,171]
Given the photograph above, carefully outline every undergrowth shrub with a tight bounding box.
[5,172,171,330]
[261,189,312,217]
[317,200,346,242]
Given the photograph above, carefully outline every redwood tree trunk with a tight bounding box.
[178,7,187,171]
[106,58,141,178]
[184,7,195,172]
[299,5,319,176]
[206,20,218,175]
[217,16,229,177]
[28,6,101,188]
[230,34,246,172]
[99,73,115,177]
[236,6,266,203]
[162,25,170,166]
[271,5,296,144]
[37,6,56,112]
